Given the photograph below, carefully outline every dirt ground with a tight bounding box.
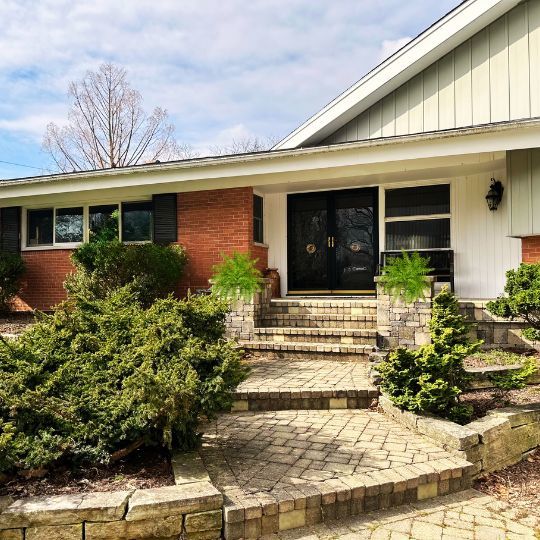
[0,313,35,335]
[475,447,540,519]
[0,446,174,498]
[460,384,540,420]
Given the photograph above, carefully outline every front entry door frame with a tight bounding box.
[287,187,379,296]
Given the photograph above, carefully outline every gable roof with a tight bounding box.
[274,0,523,150]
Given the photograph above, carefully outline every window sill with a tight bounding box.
[254,242,269,249]
[22,243,82,251]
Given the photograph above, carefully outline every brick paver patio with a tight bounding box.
[201,410,453,494]
[261,489,540,539]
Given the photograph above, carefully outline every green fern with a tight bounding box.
[211,252,263,303]
[379,251,433,304]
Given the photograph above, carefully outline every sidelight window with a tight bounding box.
[253,194,264,243]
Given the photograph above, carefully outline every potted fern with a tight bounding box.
[378,251,433,304]
[210,251,263,304]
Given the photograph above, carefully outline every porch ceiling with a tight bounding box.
[255,152,505,194]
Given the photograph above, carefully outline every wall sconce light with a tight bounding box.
[485,178,504,211]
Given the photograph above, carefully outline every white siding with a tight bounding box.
[452,173,521,299]
[324,0,540,145]
[264,192,288,297]
[264,173,521,300]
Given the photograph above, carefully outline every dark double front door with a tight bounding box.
[287,188,378,294]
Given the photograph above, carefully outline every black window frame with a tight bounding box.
[253,194,264,244]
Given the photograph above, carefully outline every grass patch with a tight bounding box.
[466,349,532,367]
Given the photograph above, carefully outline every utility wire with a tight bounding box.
[0,159,53,173]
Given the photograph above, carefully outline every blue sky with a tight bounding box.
[0,0,460,179]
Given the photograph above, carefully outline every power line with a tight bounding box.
[0,159,52,173]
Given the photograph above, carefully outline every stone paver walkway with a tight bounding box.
[201,410,453,494]
[261,489,540,539]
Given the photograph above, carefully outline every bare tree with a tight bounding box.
[209,135,279,156]
[44,63,197,172]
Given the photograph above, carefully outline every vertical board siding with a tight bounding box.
[323,0,540,145]
[453,173,521,299]
[508,148,540,235]
[265,192,288,296]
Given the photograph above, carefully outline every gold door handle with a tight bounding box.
[332,237,335,247]
[328,237,335,248]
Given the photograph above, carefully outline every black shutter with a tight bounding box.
[0,207,21,253]
[152,194,177,244]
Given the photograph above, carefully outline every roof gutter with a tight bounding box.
[1,118,539,191]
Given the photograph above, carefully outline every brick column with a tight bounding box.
[522,236,540,263]
[375,276,435,350]
[225,279,273,341]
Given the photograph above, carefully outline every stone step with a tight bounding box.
[232,358,378,412]
[253,327,377,345]
[267,299,377,317]
[259,313,377,329]
[199,409,475,540]
[239,340,376,361]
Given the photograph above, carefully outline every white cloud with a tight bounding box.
[0,0,461,175]
[378,37,413,63]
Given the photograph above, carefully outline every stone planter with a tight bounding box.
[379,393,540,478]
[375,276,435,350]
[0,480,223,540]
[224,279,273,341]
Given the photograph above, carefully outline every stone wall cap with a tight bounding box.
[0,490,131,529]
[415,415,479,450]
[125,482,222,521]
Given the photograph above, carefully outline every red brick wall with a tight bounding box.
[12,186,269,310]
[15,250,74,311]
[177,186,268,294]
[522,236,540,263]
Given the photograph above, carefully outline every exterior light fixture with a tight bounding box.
[485,178,504,211]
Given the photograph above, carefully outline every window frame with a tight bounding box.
[383,183,452,253]
[121,201,154,243]
[21,198,153,251]
[54,206,85,246]
[253,193,265,245]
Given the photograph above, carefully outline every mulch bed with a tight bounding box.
[0,313,35,336]
[460,384,540,420]
[475,448,540,518]
[0,446,174,498]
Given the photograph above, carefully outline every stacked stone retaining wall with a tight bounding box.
[379,394,540,477]
[0,481,222,540]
